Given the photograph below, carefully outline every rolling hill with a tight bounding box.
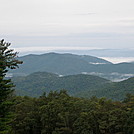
[9,53,134,81]
[10,52,112,76]
[12,72,110,97]
[77,77,134,100]
[12,72,134,100]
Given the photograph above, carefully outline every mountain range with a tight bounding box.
[12,72,109,97]
[12,72,134,100]
[19,48,134,57]
[10,53,134,81]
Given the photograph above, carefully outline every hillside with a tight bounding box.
[12,72,110,97]
[77,77,134,100]
[12,72,134,100]
[10,53,112,76]
[9,53,134,81]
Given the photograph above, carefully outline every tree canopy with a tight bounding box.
[10,91,134,134]
[0,39,22,133]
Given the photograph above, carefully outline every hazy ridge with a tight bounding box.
[10,52,134,81]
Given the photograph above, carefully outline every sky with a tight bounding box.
[0,0,134,54]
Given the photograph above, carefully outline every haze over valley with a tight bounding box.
[9,52,134,82]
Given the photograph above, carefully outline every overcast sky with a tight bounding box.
[1,0,134,52]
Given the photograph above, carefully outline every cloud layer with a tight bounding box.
[0,0,134,49]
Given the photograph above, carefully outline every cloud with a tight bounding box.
[118,18,134,23]
[1,0,134,50]
[12,46,102,53]
[75,12,96,16]
[101,57,134,64]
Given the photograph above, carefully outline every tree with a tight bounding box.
[0,39,22,133]
[11,96,41,134]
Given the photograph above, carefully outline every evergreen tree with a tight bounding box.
[0,39,22,133]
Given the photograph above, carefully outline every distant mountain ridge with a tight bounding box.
[10,52,112,76]
[9,52,134,81]
[19,48,134,57]
[12,72,134,100]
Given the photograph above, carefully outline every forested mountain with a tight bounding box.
[10,52,112,76]
[12,72,134,100]
[9,53,134,81]
[12,72,109,97]
[78,77,134,100]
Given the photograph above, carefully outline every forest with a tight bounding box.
[9,91,134,134]
[12,71,134,101]
[0,40,134,134]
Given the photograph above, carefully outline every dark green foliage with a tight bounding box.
[0,39,22,133]
[10,96,41,134]
[78,77,134,100]
[12,72,109,97]
[10,91,134,134]
[12,72,134,100]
